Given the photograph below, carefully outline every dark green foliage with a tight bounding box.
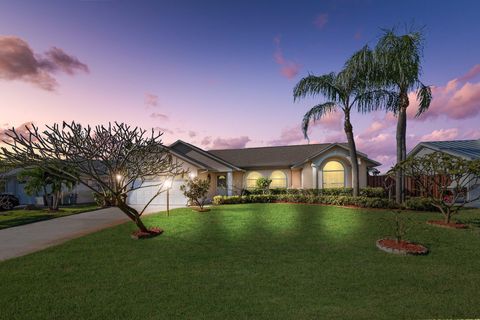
[256,177,272,194]
[403,197,437,212]
[213,194,397,209]
[180,177,211,209]
[359,187,386,198]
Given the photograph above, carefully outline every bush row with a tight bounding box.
[243,187,385,198]
[212,194,437,212]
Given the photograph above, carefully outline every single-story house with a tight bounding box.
[1,140,381,212]
[408,139,480,207]
[127,140,381,212]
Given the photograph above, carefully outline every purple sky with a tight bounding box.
[0,1,479,172]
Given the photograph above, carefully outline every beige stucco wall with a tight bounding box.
[291,169,302,188]
[301,164,313,188]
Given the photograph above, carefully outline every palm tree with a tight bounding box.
[293,69,394,197]
[349,29,432,203]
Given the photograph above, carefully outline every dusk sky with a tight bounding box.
[1,0,479,171]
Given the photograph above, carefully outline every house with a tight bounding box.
[1,140,381,211]
[408,139,480,207]
[127,140,381,212]
[0,168,94,205]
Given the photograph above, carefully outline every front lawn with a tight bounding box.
[1,204,480,319]
[0,203,99,229]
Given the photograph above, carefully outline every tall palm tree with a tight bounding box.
[349,29,432,203]
[293,69,394,197]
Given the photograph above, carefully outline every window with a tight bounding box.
[246,172,262,189]
[270,170,287,189]
[322,161,345,188]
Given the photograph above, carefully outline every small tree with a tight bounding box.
[18,167,76,210]
[180,177,210,210]
[256,177,272,194]
[393,152,480,223]
[0,122,186,233]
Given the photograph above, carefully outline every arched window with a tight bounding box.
[246,172,263,189]
[270,170,287,189]
[322,160,345,188]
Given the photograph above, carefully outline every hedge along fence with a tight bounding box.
[212,194,438,212]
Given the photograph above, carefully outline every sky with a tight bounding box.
[0,0,479,172]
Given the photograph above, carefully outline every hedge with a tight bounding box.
[243,187,385,197]
[212,194,437,211]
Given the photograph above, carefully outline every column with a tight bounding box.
[227,171,233,196]
[312,164,318,189]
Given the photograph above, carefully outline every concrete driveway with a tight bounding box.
[0,207,129,262]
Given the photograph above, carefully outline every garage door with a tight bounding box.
[127,179,188,212]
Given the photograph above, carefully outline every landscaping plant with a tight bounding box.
[180,177,210,211]
[393,152,480,224]
[256,177,272,194]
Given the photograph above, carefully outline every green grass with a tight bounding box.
[1,204,480,319]
[0,203,99,229]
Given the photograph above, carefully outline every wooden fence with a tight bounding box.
[367,175,450,198]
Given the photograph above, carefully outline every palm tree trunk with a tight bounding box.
[344,111,360,197]
[395,91,409,204]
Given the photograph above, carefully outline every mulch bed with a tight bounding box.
[427,220,468,229]
[192,207,211,212]
[131,227,164,240]
[376,238,429,255]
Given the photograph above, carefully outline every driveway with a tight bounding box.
[0,207,129,261]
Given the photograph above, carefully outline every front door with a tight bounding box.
[217,174,227,196]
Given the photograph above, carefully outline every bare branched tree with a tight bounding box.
[0,122,186,232]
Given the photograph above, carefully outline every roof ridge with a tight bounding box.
[424,139,480,144]
[209,142,346,152]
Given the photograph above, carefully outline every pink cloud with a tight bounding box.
[0,36,88,91]
[210,136,251,149]
[273,35,301,79]
[421,128,459,141]
[145,93,159,108]
[268,126,305,146]
[188,130,197,138]
[409,65,480,121]
[458,64,480,83]
[201,136,211,146]
[313,13,328,29]
[0,122,35,144]
[314,110,343,130]
[150,112,168,121]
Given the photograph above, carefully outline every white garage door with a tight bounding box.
[127,179,188,213]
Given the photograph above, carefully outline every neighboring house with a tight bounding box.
[127,140,381,212]
[0,168,94,205]
[409,139,480,207]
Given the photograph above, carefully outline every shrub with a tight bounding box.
[213,193,398,209]
[320,188,353,196]
[256,177,272,194]
[360,187,386,198]
[403,197,438,212]
[180,177,210,210]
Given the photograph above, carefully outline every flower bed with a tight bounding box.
[376,238,429,255]
[131,227,164,239]
[427,220,468,229]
